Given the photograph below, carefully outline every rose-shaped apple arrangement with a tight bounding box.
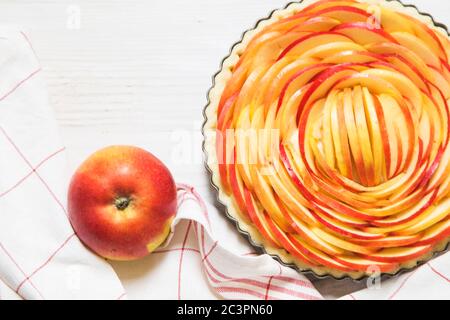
[207,0,450,277]
[68,146,177,261]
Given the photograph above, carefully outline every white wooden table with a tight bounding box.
[1,0,448,299]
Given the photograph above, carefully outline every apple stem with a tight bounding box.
[115,197,131,211]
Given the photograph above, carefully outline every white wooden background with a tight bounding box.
[0,0,448,299]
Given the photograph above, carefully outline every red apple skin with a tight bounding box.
[68,146,177,261]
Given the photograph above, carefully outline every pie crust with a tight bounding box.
[203,0,450,279]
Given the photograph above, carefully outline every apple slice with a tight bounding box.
[312,203,369,228]
[216,93,237,193]
[353,86,375,186]
[334,255,399,273]
[311,6,372,23]
[287,16,341,33]
[311,227,376,255]
[384,55,431,93]
[362,188,426,218]
[280,143,380,223]
[391,31,441,68]
[249,32,314,69]
[312,211,384,240]
[277,63,332,112]
[301,0,361,14]
[217,121,234,193]
[363,195,443,235]
[264,213,318,266]
[217,93,238,131]
[428,65,450,100]
[360,68,422,110]
[401,13,448,61]
[299,41,365,60]
[394,197,450,236]
[249,164,292,232]
[288,235,355,272]
[243,188,280,247]
[232,66,268,125]
[268,166,316,226]
[279,204,346,256]
[269,153,315,205]
[322,50,386,64]
[371,189,438,227]
[335,74,416,174]
[372,95,391,179]
[331,91,353,179]
[307,171,377,211]
[322,90,337,168]
[377,94,405,178]
[268,58,323,112]
[362,87,385,184]
[278,31,352,60]
[366,42,433,82]
[343,87,367,185]
[379,5,414,33]
[332,22,399,45]
[234,108,253,188]
[353,234,421,248]
[228,159,250,222]
[266,0,351,31]
[297,66,363,192]
[415,219,450,246]
[360,245,432,263]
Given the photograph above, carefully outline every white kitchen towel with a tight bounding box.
[0,28,448,300]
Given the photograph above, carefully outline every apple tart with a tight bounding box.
[203,0,450,279]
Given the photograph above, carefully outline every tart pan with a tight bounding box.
[202,0,450,281]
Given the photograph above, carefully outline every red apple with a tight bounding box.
[68,146,177,261]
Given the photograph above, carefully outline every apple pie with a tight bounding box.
[203,0,450,279]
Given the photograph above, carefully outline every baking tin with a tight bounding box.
[201,0,450,282]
